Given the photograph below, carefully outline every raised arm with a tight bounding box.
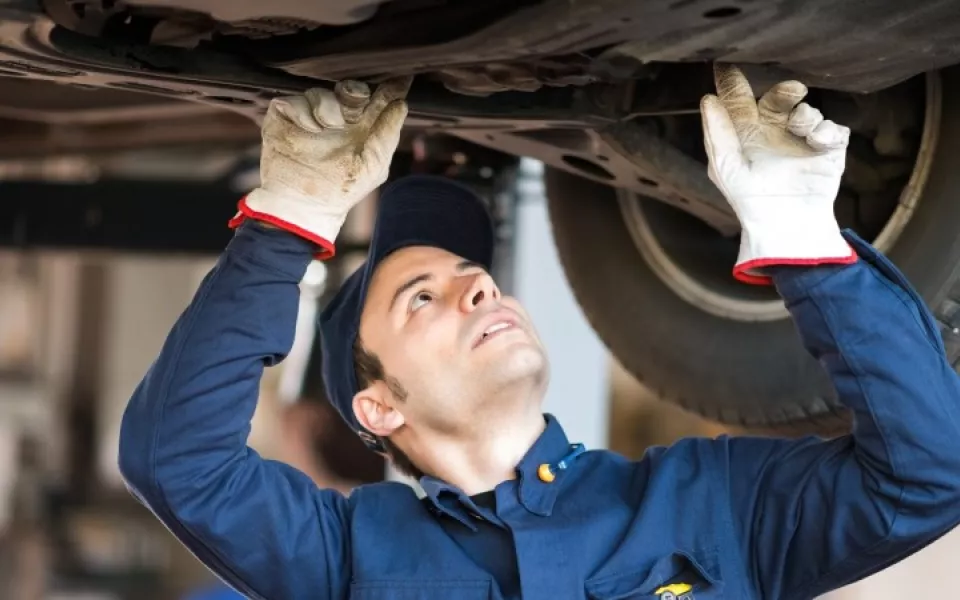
[720,238,960,599]
[119,223,351,600]
[118,79,409,600]
[697,64,960,599]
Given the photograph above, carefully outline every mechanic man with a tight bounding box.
[118,65,960,600]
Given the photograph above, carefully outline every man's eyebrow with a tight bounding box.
[389,273,433,313]
[456,260,485,272]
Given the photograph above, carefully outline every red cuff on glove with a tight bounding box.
[733,248,859,286]
[228,196,336,260]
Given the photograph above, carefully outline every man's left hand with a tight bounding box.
[700,64,856,284]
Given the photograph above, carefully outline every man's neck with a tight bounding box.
[411,408,547,496]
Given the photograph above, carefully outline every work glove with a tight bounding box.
[229,78,411,257]
[700,64,856,285]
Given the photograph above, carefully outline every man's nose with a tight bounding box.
[459,272,500,312]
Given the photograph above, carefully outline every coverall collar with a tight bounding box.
[419,414,577,529]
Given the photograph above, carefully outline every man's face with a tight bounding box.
[355,245,548,438]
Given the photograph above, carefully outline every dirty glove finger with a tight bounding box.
[714,63,758,133]
[272,96,325,133]
[360,76,414,129]
[304,88,347,129]
[758,80,807,125]
[700,94,746,190]
[360,100,409,176]
[787,102,823,139]
[335,80,372,124]
[806,119,850,152]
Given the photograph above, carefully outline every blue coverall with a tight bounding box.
[118,222,960,600]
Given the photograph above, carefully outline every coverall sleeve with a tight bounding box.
[118,221,351,600]
[718,231,960,600]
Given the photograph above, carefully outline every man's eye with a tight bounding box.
[410,291,433,311]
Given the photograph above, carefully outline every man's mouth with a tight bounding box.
[473,320,518,348]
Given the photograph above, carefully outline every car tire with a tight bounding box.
[545,67,960,437]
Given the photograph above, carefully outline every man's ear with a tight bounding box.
[353,381,405,437]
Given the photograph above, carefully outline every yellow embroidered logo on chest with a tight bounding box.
[655,582,693,599]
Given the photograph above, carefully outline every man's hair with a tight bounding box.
[352,338,425,480]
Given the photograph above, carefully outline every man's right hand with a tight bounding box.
[231,77,411,254]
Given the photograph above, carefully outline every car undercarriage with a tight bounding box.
[5,0,960,435]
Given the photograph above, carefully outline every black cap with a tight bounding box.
[318,174,495,452]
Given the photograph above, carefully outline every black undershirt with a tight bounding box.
[471,490,496,511]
